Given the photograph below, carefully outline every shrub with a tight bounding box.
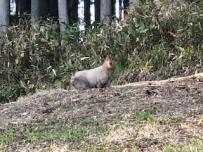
[0,85,27,103]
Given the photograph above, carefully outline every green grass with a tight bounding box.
[163,138,203,152]
[25,125,86,144]
[0,118,109,147]
[135,111,156,124]
[0,123,86,146]
[190,88,202,95]
[78,117,109,136]
[0,125,22,146]
[91,126,108,135]
[1,116,203,151]
[163,145,179,152]
[80,117,97,126]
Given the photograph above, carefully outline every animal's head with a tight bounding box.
[102,55,115,70]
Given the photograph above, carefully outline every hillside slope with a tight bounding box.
[0,73,203,152]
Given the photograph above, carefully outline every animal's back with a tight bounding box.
[72,66,110,89]
[85,66,109,87]
[71,55,115,90]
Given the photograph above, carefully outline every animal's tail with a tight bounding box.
[70,76,75,86]
[67,76,75,90]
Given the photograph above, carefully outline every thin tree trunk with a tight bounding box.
[58,0,69,34]
[0,0,9,32]
[111,0,116,16]
[15,0,19,17]
[100,0,112,20]
[84,0,91,28]
[123,0,129,16]
[94,0,100,23]
[119,0,122,20]
[31,0,40,24]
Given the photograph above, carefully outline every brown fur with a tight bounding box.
[71,56,115,90]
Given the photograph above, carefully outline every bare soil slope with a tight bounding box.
[0,73,203,152]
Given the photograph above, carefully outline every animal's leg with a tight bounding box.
[96,81,106,88]
[72,77,90,90]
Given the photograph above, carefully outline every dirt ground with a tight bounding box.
[0,73,203,152]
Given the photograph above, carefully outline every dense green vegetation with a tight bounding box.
[0,1,202,103]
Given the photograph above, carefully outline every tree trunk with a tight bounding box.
[84,0,91,28]
[58,0,69,34]
[0,0,9,32]
[111,0,116,16]
[94,0,100,23]
[31,0,41,24]
[129,0,139,6]
[100,0,112,20]
[119,0,122,20]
